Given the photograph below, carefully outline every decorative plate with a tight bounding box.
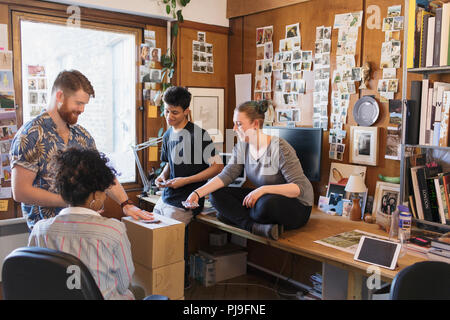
[352,96,379,126]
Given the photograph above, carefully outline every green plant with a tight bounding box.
[159,0,190,114]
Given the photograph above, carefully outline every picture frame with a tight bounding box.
[187,87,224,143]
[349,126,379,166]
[328,162,367,187]
[372,181,400,218]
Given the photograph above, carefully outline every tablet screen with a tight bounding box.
[355,236,400,269]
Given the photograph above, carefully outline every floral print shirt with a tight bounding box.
[10,112,96,229]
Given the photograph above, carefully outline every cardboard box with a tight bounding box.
[209,231,228,246]
[132,260,184,300]
[198,250,247,283]
[122,214,184,269]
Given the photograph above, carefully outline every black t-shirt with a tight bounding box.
[161,121,217,211]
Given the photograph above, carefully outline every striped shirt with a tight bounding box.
[28,207,135,300]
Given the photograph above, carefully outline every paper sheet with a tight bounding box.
[0,24,7,50]
[234,74,251,107]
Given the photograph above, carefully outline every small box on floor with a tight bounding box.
[198,250,247,283]
[190,253,216,287]
[209,231,228,246]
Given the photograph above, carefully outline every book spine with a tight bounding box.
[433,7,442,67]
[438,175,449,220]
[420,14,430,68]
[416,167,435,221]
[426,177,441,223]
[419,79,428,145]
[407,0,417,69]
[414,9,425,68]
[407,86,421,145]
[439,91,450,147]
[444,175,450,220]
[427,17,436,67]
[411,167,425,220]
[434,177,447,223]
[433,122,441,146]
[439,3,450,66]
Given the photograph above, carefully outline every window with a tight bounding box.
[17,15,141,184]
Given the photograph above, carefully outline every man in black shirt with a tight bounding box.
[154,86,223,288]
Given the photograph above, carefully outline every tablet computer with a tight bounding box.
[353,236,401,270]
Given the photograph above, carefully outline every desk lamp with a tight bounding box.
[344,175,366,221]
[131,136,163,196]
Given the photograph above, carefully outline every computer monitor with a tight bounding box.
[219,152,246,187]
[263,127,323,182]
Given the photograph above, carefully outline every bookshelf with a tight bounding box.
[407,66,450,77]
[400,0,450,230]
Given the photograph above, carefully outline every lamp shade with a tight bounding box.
[344,175,366,193]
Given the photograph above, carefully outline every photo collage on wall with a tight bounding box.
[329,11,363,161]
[193,31,214,74]
[140,30,162,111]
[140,30,162,84]
[0,50,17,183]
[255,25,274,102]
[312,25,332,131]
[26,65,47,118]
[378,5,403,103]
[273,23,308,124]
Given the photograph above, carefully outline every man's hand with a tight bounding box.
[123,204,154,220]
[242,187,266,208]
[155,175,167,188]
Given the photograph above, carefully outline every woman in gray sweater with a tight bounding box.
[183,100,314,240]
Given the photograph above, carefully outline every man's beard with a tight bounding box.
[57,101,80,125]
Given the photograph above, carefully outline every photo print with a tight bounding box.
[286,23,300,38]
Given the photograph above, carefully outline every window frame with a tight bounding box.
[12,10,145,190]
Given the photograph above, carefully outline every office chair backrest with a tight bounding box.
[389,261,450,300]
[2,247,104,300]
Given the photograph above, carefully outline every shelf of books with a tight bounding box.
[401,0,450,239]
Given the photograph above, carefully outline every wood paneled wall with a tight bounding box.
[228,0,404,203]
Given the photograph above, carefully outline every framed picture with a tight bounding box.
[187,87,224,143]
[372,181,400,217]
[349,126,379,166]
[328,162,367,187]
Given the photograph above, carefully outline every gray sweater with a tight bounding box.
[217,136,314,206]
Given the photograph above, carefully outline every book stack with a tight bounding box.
[409,162,450,224]
[427,237,450,262]
[309,273,323,298]
[407,1,450,69]
[405,80,450,147]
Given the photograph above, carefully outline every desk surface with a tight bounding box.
[138,194,426,282]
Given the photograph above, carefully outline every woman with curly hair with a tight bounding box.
[183,100,314,240]
[28,148,138,300]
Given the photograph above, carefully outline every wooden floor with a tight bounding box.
[0,270,305,300]
[184,269,303,300]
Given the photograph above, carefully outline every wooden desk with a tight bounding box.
[137,195,426,299]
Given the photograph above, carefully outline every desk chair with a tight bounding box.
[389,261,450,300]
[1,247,168,300]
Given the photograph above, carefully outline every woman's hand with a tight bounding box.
[242,187,266,208]
[165,177,189,189]
[182,191,200,209]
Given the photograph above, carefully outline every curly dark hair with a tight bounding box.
[163,86,191,110]
[55,148,117,206]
